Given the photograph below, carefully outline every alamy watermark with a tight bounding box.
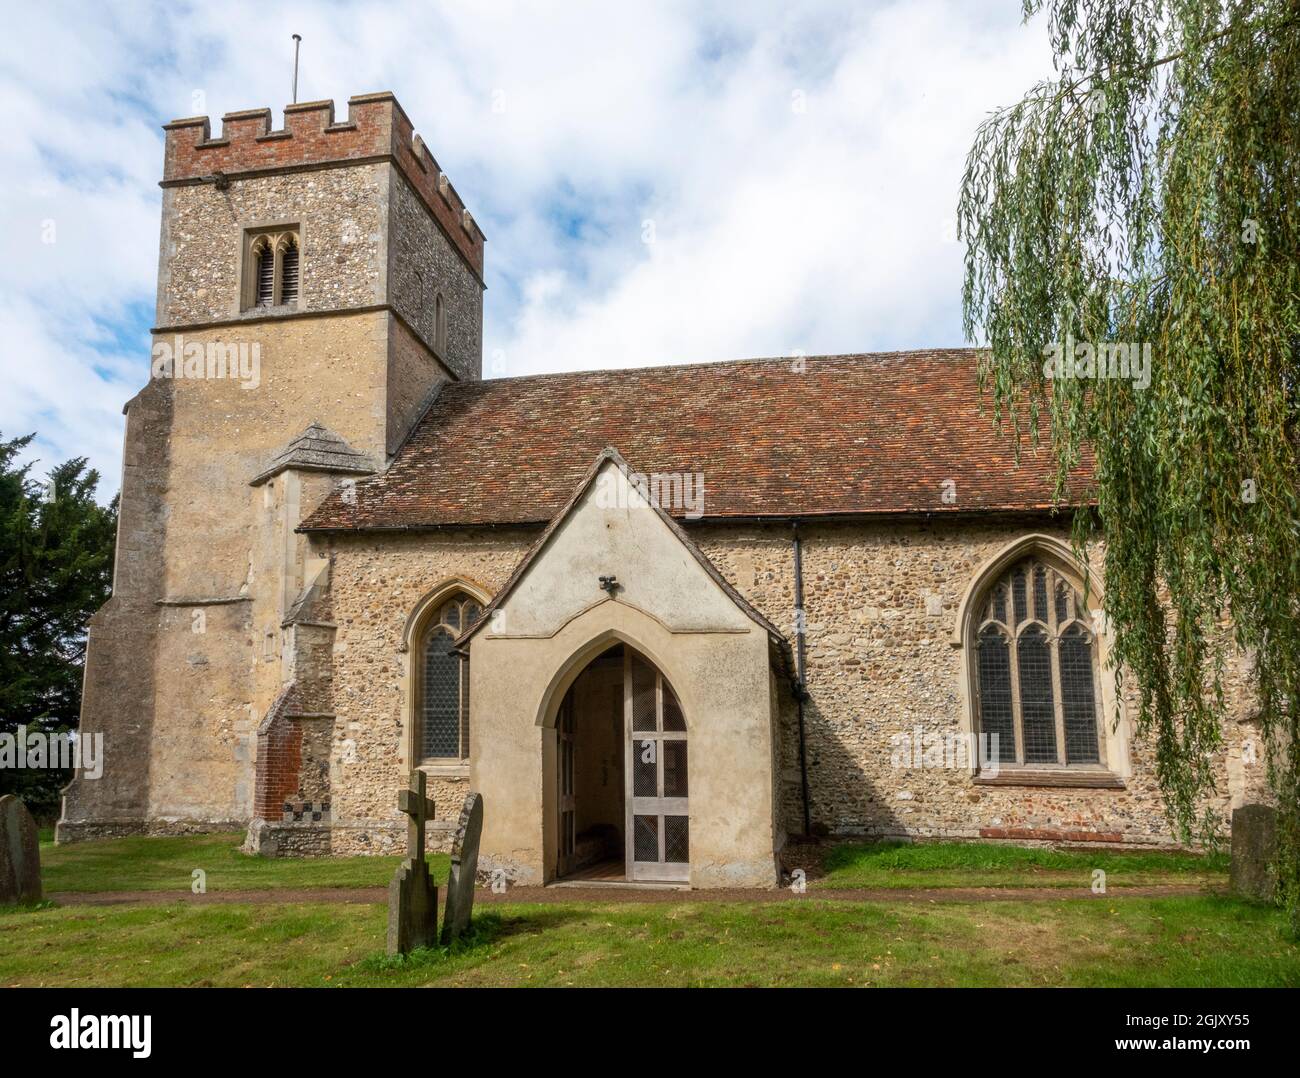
[594,468,705,520]
[151,334,261,390]
[1042,334,1152,390]
[889,726,1001,777]
[0,724,103,779]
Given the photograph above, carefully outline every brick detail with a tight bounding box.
[162,93,484,276]
[253,684,303,819]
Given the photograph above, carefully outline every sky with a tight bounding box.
[0,0,1056,501]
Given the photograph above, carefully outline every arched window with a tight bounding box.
[434,292,447,354]
[278,234,299,304]
[243,226,301,310]
[253,237,274,307]
[972,556,1104,768]
[417,593,481,760]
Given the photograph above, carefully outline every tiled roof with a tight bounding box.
[300,350,1093,531]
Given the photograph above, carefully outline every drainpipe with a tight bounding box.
[792,522,812,836]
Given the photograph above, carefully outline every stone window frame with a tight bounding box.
[951,534,1130,787]
[400,579,490,777]
[240,222,303,312]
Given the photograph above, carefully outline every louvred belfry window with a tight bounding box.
[972,557,1104,768]
[279,235,299,304]
[253,238,274,307]
[243,226,301,310]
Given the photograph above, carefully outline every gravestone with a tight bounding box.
[1230,803,1277,902]
[386,770,438,955]
[441,792,484,945]
[0,795,42,905]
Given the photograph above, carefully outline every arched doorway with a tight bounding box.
[554,643,689,883]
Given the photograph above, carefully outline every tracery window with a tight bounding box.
[972,556,1104,768]
[417,593,481,760]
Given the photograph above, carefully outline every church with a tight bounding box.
[58,92,1257,888]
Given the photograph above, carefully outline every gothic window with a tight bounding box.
[972,556,1104,768]
[417,593,481,761]
[243,226,301,310]
[253,237,274,307]
[434,292,447,354]
[279,234,299,304]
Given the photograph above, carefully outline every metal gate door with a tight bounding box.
[624,650,689,882]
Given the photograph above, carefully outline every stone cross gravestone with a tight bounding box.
[441,792,484,945]
[0,795,42,905]
[1230,803,1277,902]
[386,770,438,955]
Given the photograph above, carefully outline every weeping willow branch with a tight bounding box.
[959,0,1300,927]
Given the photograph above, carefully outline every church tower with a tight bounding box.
[59,93,485,841]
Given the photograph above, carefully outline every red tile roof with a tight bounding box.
[300,349,1093,531]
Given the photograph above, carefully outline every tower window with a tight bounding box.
[279,235,299,304]
[242,226,301,311]
[434,292,447,354]
[253,238,275,307]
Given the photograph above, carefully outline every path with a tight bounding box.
[48,883,1215,907]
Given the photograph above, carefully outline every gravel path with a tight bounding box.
[47,883,1214,907]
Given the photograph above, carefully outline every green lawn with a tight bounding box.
[38,832,1223,896]
[810,840,1229,890]
[39,831,449,893]
[5,832,1278,987]
[1,894,1294,987]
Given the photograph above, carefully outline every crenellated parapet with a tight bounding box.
[162,92,484,277]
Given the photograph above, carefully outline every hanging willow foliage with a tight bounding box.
[959,0,1300,924]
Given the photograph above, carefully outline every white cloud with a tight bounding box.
[0,0,1054,497]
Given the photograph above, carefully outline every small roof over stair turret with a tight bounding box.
[250,422,376,486]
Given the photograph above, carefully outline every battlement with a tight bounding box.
[162,92,484,277]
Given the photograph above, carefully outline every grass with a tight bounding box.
[40,833,1222,896]
[1,894,1294,987]
[810,840,1228,890]
[7,832,1273,987]
[40,831,449,894]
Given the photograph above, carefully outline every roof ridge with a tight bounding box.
[439,347,983,391]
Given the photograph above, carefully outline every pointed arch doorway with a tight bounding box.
[554,643,689,883]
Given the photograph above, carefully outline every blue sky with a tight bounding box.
[0,1,1054,500]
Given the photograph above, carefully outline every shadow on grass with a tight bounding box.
[356,905,601,977]
[357,911,510,974]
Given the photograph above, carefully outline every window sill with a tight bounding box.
[973,770,1125,790]
[418,762,470,779]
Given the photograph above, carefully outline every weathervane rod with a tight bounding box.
[292,34,302,104]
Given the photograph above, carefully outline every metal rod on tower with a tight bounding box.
[291,34,302,104]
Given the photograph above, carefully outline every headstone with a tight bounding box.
[386,770,438,955]
[441,792,484,945]
[0,795,42,905]
[1230,803,1277,902]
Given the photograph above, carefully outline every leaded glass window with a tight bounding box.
[418,594,480,760]
[972,556,1104,768]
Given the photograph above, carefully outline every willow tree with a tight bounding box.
[959,0,1300,922]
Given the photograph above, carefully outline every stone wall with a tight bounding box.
[695,519,1261,846]
[388,173,483,382]
[321,530,535,852]
[314,516,1261,859]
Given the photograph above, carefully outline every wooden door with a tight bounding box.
[556,695,577,877]
[624,651,689,882]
